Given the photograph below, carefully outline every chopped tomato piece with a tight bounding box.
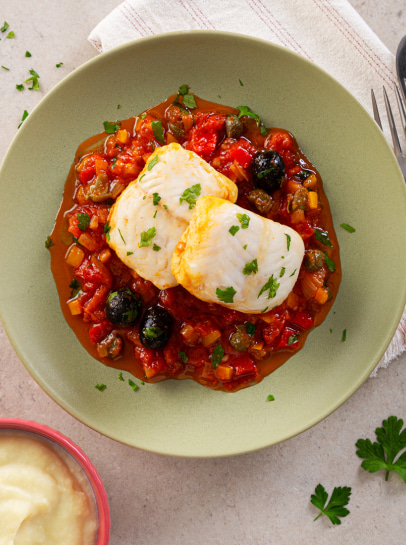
[89,320,113,343]
[291,311,314,329]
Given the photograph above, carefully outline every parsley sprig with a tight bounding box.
[179,184,201,209]
[311,484,351,525]
[356,416,406,482]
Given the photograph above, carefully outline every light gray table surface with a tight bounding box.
[0,1,405,544]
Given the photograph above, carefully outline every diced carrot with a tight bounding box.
[307,191,318,210]
[314,287,329,305]
[95,158,108,175]
[201,330,221,347]
[89,215,99,230]
[116,129,129,145]
[303,173,317,189]
[286,180,303,194]
[68,299,81,315]
[286,292,300,310]
[99,248,112,263]
[166,133,178,144]
[78,232,98,251]
[66,245,85,268]
[215,365,234,381]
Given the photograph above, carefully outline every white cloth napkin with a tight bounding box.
[88,0,406,373]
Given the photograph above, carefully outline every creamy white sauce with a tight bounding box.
[0,433,98,545]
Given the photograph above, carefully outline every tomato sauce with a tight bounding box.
[49,88,341,392]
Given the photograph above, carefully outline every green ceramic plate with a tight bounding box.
[1,32,405,457]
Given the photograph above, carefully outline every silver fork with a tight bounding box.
[371,84,406,182]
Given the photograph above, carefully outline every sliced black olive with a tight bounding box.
[304,249,324,271]
[105,288,142,327]
[252,150,285,192]
[139,306,173,349]
[225,115,243,139]
[247,188,273,215]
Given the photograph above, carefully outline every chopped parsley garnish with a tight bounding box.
[16,84,24,91]
[236,212,250,229]
[94,384,106,391]
[243,258,258,275]
[69,279,80,295]
[340,223,356,233]
[18,109,29,128]
[182,93,197,109]
[56,62,63,68]
[280,267,286,278]
[237,105,260,124]
[289,269,297,277]
[151,120,165,144]
[45,236,54,249]
[1,65,9,71]
[179,351,188,364]
[285,233,291,251]
[342,329,347,342]
[24,69,40,91]
[229,225,240,236]
[243,244,247,250]
[287,333,299,345]
[257,167,275,179]
[143,326,163,340]
[103,120,120,133]
[25,51,31,57]
[179,183,201,209]
[128,379,138,391]
[245,322,255,336]
[261,306,269,313]
[139,227,156,247]
[6,31,14,39]
[126,251,133,256]
[139,174,146,182]
[153,210,157,219]
[216,286,237,304]
[152,243,161,251]
[118,372,125,381]
[104,221,111,241]
[314,228,333,247]
[297,169,312,180]
[152,192,161,205]
[163,204,168,209]
[148,155,159,170]
[355,416,406,483]
[179,84,189,95]
[324,252,335,272]
[210,344,224,369]
[267,394,275,402]
[1,22,9,32]
[311,484,351,525]
[118,228,126,244]
[77,212,90,232]
[258,275,280,299]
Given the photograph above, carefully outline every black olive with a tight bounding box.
[105,288,142,327]
[139,306,173,350]
[251,150,285,192]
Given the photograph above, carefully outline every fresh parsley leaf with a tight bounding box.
[280,267,286,278]
[143,326,163,340]
[258,275,280,299]
[1,22,9,32]
[148,155,159,170]
[289,268,297,277]
[118,372,125,381]
[6,31,14,39]
[152,243,161,251]
[285,233,291,251]
[128,379,138,391]
[236,212,250,229]
[153,210,157,219]
[126,251,133,256]
[237,105,260,124]
[56,62,63,68]
[340,223,356,233]
[104,221,111,241]
[103,120,120,133]
[16,84,24,91]
[239,79,244,86]
[18,109,29,128]
[356,416,406,482]
[314,228,333,247]
[324,252,335,272]
[229,225,240,236]
[118,228,126,245]
[24,68,40,90]
[139,227,156,247]
[245,322,255,336]
[152,192,161,206]
[179,183,201,209]
[77,212,90,232]
[267,394,275,402]
[45,236,54,249]
[243,258,258,276]
[1,65,9,71]
[342,329,347,342]
[311,484,351,525]
[151,120,165,144]
[179,351,188,364]
[287,333,299,345]
[25,50,32,57]
[182,93,197,109]
[297,169,312,180]
[178,84,189,95]
[216,286,237,304]
[94,384,107,391]
[210,344,224,369]
[260,125,269,136]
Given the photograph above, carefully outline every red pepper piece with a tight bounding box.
[231,354,257,377]
[89,320,113,343]
[277,327,299,349]
[229,146,253,168]
[291,311,314,329]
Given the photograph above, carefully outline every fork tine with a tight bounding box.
[394,82,406,140]
[383,85,403,157]
[371,89,382,130]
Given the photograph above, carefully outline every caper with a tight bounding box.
[139,306,173,349]
[247,188,273,215]
[252,150,285,192]
[168,121,186,139]
[304,249,324,271]
[225,115,243,139]
[291,187,308,211]
[105,288,142,327]
[229,325,251,352]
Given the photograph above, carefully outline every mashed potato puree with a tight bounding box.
[0,433,97,544]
